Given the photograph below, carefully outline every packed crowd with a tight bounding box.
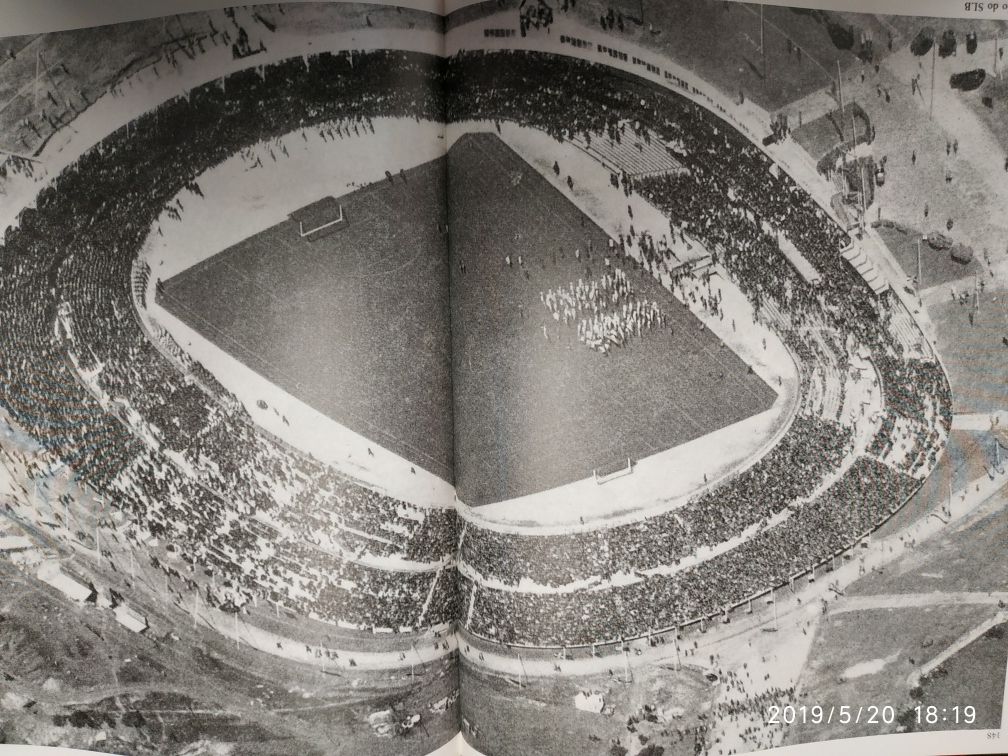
[461,416,850,588]
[707,683,796,755]
[0,50,457,634]
[461,457,918,646]
[869,355,951,475]
[447,50,950,646]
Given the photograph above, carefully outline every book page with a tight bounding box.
[445,1,1008,755]
[0,3,462,755]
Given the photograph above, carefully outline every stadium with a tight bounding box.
[0,2,992,755]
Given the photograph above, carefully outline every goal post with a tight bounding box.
[593,456,634,485]
[289,196,347,239]
[297,203,345,238]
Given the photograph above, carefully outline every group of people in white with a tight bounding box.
[540,267,668,352]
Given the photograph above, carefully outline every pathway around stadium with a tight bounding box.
[834,592,1008,613]
[906,611,1007,688]
[952,411,1008,431]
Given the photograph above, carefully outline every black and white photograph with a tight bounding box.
[0,0,1005,755]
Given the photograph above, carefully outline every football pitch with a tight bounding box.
[448,132,777,507]
[157,156,454,481]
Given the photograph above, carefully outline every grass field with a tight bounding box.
[876,222,982,290]
[448,133,776,506]
[856,470,1008,597]
[910,622,1006,733]
[791,102,871,161]
[158,156,453,481]
[460,656,714,756]
[927,282,1008,416]
[785,604,998,746]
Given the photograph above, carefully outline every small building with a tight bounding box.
[573,690,606,714]
[0,534,32,553]
[0,534,43,568]
[36,561,94,603]
[841,244,889,298]
[113,604,149,634]
[766,223,821,286]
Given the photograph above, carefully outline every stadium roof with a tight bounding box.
[771,226,821,286]
[841,246,889,297]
